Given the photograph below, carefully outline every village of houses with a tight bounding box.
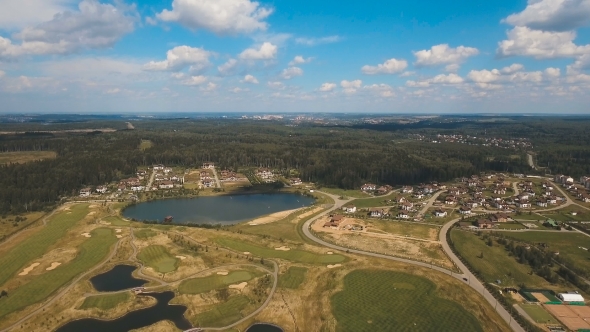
[77,163,305,200]
[319,173,590,234]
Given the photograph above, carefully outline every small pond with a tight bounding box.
[246,323,284,332]
[123,193,315,225]
[55,291,191,332]
[90,265,147,292]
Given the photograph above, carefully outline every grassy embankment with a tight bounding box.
[318,188,370,198]
[0,151,57,164]
[178,271,257,294]
[216,238,345,264]
[139,140,153,151]
[0,211,46,240]
[0,228,117,319]
[134,229,157,239]
[348,191,399,208]
[79,293,130,310]
[137,245,178,273]
[278,266,307,289]
[193,295,250,327]
[331,270,483,332]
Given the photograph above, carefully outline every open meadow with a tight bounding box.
[0,151,57,164]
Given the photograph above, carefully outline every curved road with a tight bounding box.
[303,191,525,332]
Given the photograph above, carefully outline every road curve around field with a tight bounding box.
[303,191,525,332]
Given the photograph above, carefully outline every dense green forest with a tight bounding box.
[0,116,588,214]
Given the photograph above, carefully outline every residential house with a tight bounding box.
[153,164,164,170]
[536,198,548,207]
[402,186,413,193]
[79,188,91,197]
[401,202,414,211]
[476,219,493,229]
[518,193,530,201]
[414,193,425,199]
[581,193,590,203]
[448,187,461,196]
[200,171,212,179]
[324,215,343,228]
[396,197,407,204]
[459,206,472,215]
[494,187,507,195]
[518,200,531,209]
[434,209,447,217]
[361,183,377,192]
[369,208,385,218]
[131,185,144,191]
[343,204,357,213]
[542,182,554,190]
[547,196,558,204]
[489,213,509,223]
[445,196,457,205]
[376,186,390,195]
[467,180,479,187]
[163,167,172,174]
[117,184,126,192]
[159,181,174,189]
[202,179,215,188]
[555,174,574,184]
[579,176,590,187]
[495,201,510,210]
[290,178,302,185]
[465,200,478,209]
[202,162,215,169]
[397,211,410,219]
[257,168,273,179]
[96,186,108,194]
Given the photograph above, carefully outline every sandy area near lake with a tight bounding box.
[327,264,342,269]
[217,271,229,275]
[275,246,290,251]
[81,232,91,238]
[19,263,40,276]
[46,262,61,271]
[229,282,248,291]
[248,208,300,225]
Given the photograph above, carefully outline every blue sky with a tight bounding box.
[0,0,589,113]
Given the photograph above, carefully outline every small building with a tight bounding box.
[397,212,409,219]
[343,204,357,213]
[402,186,413,193]
[476,219,493,229]
[163,216,173,224]
[401,202,414,211]
[130,185,144,192]
[290,178,302,185]
[96,186,108,194]
[434,209,447,217]
[159,181,174,189]
[202,162,215,169]
[361,183,377,192]
[459,206,472,215]
[79,188,91,197]
[557,293,584,302]
[536,198,548,207]
[153,164,164,170]
[369,208,384,218]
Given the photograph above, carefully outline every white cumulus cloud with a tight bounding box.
[497,26,590,59]
[241,74,259,84]
[294,35,341,46]
[288,55,312,66]
[502,0,590,32]
[155,0,273,35]
[341,79,362,94]
[239,42,277,60]
[143,46,212,72]
[319,82,336,92]
[468,65,544,84]
[406,73,464,87]
[181,75,208,86]
[280,67,303,80]
[413,44,479,67]
[361,58,408,75]
[218,59,238,75]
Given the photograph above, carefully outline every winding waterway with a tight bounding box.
[123,193,315,225]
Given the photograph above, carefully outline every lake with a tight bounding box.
[123,193,315,225]
[246,323,284,332]
[55,291,191,332]
[90,265,147,292]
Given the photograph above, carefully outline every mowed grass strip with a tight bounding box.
[103,216,129,226]
[519,304,559,324]
[179,271,254,294]
[0,228,117,318]
[331,270,483,332]
[278,267,307,289]
[216,238,345,264]
[134,229,157,239]
[137,245,178,273]
[79,292,129,310]
[192,295,250,327]
[0,204,89,287]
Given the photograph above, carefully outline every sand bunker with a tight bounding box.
[81,233,91,238]
[116,235,123,239]
[87,211,96,216]
[327,264,342,269]
[175,255,186,260]
[46,262,61,271]
[229,282,248,291]
[63,207,71,211]
[19,263,40,276]
[275,246,290,251]
[243,252,251,255]
[115,229,122,233]
[89,204,98,208]
[217,271,229,276]
[248,208,300,225]
[327,251,333,255]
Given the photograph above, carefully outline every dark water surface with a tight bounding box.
[90,265,147,292]
[246,323,284,332]
[122,193,315,225]
[55,292,191,332]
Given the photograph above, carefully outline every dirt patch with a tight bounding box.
[229,282,248,291]
[249,209,300,225]
[327,264,342,269]
[544,304,590,330]
[46,262,61,271]
[217,271,229,276]
[275,246,291,251]
[531,292,550,303]
[19,263,40,276]
[81,232,91,238]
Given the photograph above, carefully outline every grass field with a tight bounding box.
[519,304,559,324]
[494,231,590,276]
[278,266,307,289]
[79,292,129,310]
[0,228,117,319]
[450,229,552,288]
[331,270,483,332]
[319,188,370,198]
[0,211,45,239]
[496,223,526,230]
[137,245,178,273]
[103,216,130,226]
[139,140,153,151]
[192,295,250,327]
[0,204,89,287]
[178,271,256,294]
[134,229,157,239]
[368,220,439,240]
[216,238,346,264]
[540,206,590,222]
[0,151,57,164]
[349,192,398,208]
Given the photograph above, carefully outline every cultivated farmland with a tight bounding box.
[137,245,178,273]
[331,270,483,332]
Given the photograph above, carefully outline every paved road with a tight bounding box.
[146,167,156,190]
[417,190,445,217]
[211,167,221,188]
[303,191,525,332]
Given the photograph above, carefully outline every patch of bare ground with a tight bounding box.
[248,209,300,225]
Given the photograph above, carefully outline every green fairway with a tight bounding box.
[0,204,89,287]
[192,295,250,327]
[79,292,129,310]
[519,304,558,324]
[278,266,307,289]
[103,216,129,226]
[494,231,590,276]
[450,229,552,288]
[134,228,157,239]
[331,270,483,332]
[216,238,346,264]
[0,228,117,318]
[137,245,178,273]
[179,271,255,294]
